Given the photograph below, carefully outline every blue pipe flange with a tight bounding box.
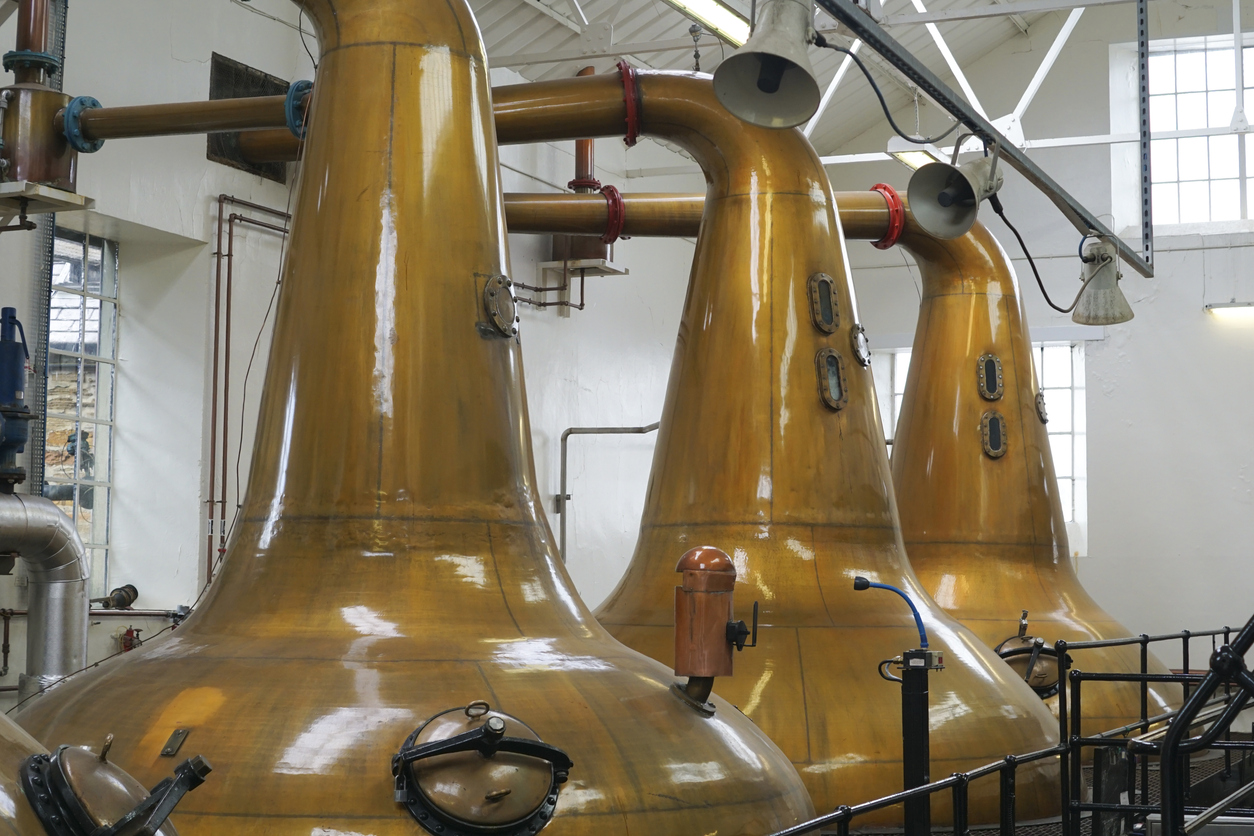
[285,80,313,140]
[62,96,104,154]
[2,50,60,76]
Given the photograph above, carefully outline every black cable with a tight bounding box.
[991,195,1085,314]
[815,36,960,145]
[299,10,318,70]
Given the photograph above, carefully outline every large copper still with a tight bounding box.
[584,168,1062,820]
[889,215,1178,731]
[14,3,815,833]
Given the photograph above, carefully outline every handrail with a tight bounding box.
[1184,778,1254,835]
[762,616,1254,836]
[556,423,659,563]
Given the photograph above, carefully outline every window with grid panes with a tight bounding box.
[46,230,117,595]
[872,344,1087,554]
[1147,37,1254,224]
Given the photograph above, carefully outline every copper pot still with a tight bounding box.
[15,1,816,834]
[888,212,1179,731]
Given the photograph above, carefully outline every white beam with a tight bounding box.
[883,0,1129,25]
[497,35,699,66]
[0,0,19,28]
[1012,7,1084,120]
[519,0,585,34]
[565,0,590,27]
[805,40,862,137]
[910,0,988,117]
[989,0,1031,34]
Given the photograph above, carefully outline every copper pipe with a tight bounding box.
[208,196,289,588]
[572,66,597,190]
[52,95,293,142]
[238,128,304,163]
[501,190,893,240]
[14,0,49,85]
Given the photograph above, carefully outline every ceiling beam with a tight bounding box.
[882,0,1130,25]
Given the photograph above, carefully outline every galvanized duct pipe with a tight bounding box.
[0,493,89,700]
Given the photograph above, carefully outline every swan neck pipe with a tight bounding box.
[0,493,89,700]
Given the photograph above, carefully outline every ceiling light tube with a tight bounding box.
[887,136,945,170]
[1206,302,1254,321]
[663,0,751,46]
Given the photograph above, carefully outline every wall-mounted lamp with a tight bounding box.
[887,137,944,171]
[1206,302,1254,321]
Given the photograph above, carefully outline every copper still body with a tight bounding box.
[15,3,815,833]
[889,214,1178,731]
[590,170,1062,819]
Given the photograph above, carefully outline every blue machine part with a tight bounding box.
[0,307,32,492]
[285,80,313,139]
[62,96,105,154]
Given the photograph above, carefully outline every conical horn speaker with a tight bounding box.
[594,156,1061,821]
[907,156,1003,240]
[713,0,821,128]
[889,213,1176,733]
[14,4,815,834]
[1073,238,1134,325]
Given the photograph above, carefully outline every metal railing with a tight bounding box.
[763,614,1254,836]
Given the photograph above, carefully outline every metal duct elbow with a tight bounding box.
[0,493,89,701]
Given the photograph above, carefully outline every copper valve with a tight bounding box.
[672,546,757,713]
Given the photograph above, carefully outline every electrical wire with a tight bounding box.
[991,196,1100,314]
[815,36,960,145]
[299,10,319,70]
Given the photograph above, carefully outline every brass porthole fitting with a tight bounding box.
[977,354,1004,401]
[816,348,849,411]
[981,411,1008,458]
[807,272,840,334]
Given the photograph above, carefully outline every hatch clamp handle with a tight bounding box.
[392,718,573,784]
[94,755,212,836]
[727,600,759,651]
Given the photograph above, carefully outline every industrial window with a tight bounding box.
[1147,37,1254,223]
[870,348,911,445]
[872,344,1087,555]
[46,230,117,594]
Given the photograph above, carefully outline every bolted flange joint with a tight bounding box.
[62,97,104,154]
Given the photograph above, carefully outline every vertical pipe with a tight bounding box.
[1183,630,1193,804]
[573,67,596,191]
[999,758,1016,836]
[207,197,225,586]
[220,216,235,561]
[14,0,49,85]
[901,666,931,836]
[1,610,10,677]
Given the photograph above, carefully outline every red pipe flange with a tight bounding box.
[617,60,641,148]
[870,183,905,250]
[601,185,626,244]
[568,177,603,191]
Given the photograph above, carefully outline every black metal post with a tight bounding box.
[1057,641,1071,836]
[902,663,932,836]
[1140,635,1150,807]
[1070,670,1083,836]
[1182,630,1192,803]
[999,757,1016,836]
[952,774,969,836]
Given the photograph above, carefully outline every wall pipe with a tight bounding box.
[502,190,896,241]
[558,424,659,563]
[207,196,290,588]
[0,493,88,701]
[52,94,298,142]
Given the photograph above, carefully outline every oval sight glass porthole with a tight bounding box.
[982,411,1008,458]
[816,348,848,411]
[807,273,839,334]
[977,353,1003,400]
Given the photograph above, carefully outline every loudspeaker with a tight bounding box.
[906,156,1004,239]
[1073,239,1133,325]
[712,0,821,129]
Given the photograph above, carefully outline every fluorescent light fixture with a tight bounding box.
[887,136,945,170]
[1206,302,1254,320]
[663,0,750,46]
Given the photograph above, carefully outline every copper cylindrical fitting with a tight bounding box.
[673,546,736,678]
